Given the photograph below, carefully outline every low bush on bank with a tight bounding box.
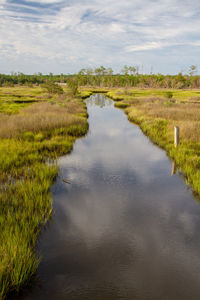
[114,101,129,108]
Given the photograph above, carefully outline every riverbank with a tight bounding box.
[106,88,200,196]
[0,86,88,299]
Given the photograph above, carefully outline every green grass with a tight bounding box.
[80,87,108,98]
[0,86,52,114]
[107,88,200,103]
[0,86,88,299]
[114,101,129,109]
[80,90,93,99]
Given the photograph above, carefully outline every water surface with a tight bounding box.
[16,94,200,300]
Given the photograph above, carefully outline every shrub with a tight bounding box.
[34,133,44,142]
[42,81,64,94]
[165,91,173,99]
[67,79,79,96]
[23,131,34,141]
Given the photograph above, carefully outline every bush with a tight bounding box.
[34,133,44,142]
[165,91,173,99]
[114,102,129,108]
[23,131,34,141]
[67,79,78,96]
[42,81,64,94]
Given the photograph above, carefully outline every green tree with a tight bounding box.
[189,65,197,76]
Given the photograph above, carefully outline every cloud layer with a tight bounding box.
[0,0,200,74]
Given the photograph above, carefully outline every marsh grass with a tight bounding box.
[79,88,108,99]
[107,88,200,102]
[0,86,88,299]
[0,102,87,139]
[114,102,129,108]
[0,86,50,114]
[107,88,200,196]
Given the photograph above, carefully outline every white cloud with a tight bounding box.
[109,23,125,33]
[125,42,166,52]
[0,0,200,73]
[190,41,200,46]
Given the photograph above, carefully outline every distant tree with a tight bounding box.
[189,65,198,76]
[106,68,113,75]
[78,69,86,75]
[121,65,129,75]
[86,68,93,76]
[129,66,137,75]
[94,66,106,76]
[121,65,137,75]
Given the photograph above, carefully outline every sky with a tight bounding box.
[0,0,200,74]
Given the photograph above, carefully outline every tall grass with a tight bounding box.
[0,87,88,299]
[0,102,87,139]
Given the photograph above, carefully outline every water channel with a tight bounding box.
[16,94,200,299]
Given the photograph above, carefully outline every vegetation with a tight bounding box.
[0,85,88,299]
[67,78,79,96]
[42,81,64,94]
[107,88,200,195]
[0,65,200,89]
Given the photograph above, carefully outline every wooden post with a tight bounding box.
[171,161,176,176]
[174,126,179,148]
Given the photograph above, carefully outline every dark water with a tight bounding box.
[16,94,200,300]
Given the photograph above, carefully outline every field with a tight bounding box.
[107,88,200,196]
[0,85,88,299]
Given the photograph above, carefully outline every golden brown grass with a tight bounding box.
[125,98,200,143]
[0,101,86,139]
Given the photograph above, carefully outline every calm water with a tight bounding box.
[16,94,200,300]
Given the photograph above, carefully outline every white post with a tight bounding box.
[174,126,179,148]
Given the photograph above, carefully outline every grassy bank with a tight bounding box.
[0,86,88,299]
[107,88,200,195]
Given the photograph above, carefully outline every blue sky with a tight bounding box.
[0,0,200,74]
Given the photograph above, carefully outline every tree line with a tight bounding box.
[0,65,199,89]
